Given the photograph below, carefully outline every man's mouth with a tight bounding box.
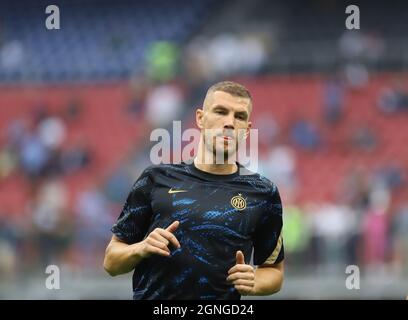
[217,131,235,141]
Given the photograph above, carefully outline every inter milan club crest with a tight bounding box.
[231,194,247,211]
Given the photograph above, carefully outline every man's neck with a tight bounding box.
[193,157,238,175]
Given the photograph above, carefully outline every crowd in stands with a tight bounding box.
[0,0,407,284]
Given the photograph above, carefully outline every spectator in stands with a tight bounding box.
[145,82,184,128]
[74,186,114,269]
[309,202,356,273]
[37,116,66,151]
[339,31,384,65]
[32,106,49,127]
[344,206,362,267]
[361,182,391,273]
[64,93,83,123]
[282,203,311,270]
[363,32,385,64]
[127,76,149,117]
[145,41,179,83]
[36,114,67,177]
[60,139,91,175]
[343,63,369,89]
[0,40,24,71]
[323,75,345,124]
[0,215,19,278]
[183,37,215,87]
[104,164,135,204]
[339,31,365,62]
[43,147,64,178]
[377,79,408,114]
[255,113,280,149]
[339,167,371,211]
[349,124,377,152]
[4,119,29,178]
[19,129,49,180]
[204,33,268,78]
[390,204,408,275]
[207,33,242,77]
[6,119,28,151]
[265,145,297,190]
[374,163,405,191]
[0,147,17,179]
[290,117,321,150]
[30,180,73,268]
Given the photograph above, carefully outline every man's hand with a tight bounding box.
[139,221,181,258]
[226,250,255,295]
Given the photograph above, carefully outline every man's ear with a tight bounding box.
[245,121,252,139]
[196,108,204,129]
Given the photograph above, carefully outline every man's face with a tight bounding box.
[196,90,252,161]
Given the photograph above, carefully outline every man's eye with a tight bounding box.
[236,115,246,120]
[215,110,226,115]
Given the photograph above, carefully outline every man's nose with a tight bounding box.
[223,113,235,129]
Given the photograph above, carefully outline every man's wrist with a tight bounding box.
[130,242,144,260]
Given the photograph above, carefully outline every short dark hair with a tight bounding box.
[206,81,252,100]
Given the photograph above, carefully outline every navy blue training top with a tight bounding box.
[111,162,284,300]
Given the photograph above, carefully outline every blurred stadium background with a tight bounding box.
[0,0,408,299]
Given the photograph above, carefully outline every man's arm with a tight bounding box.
[253,261,284,295]
[103,235,145,276]
[104,221,180,276]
